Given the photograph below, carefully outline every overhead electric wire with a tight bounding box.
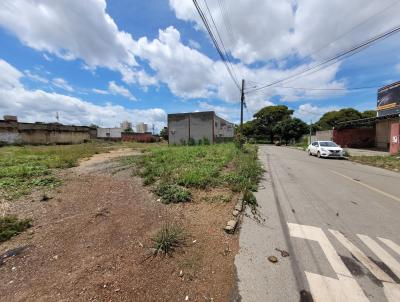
[300,0,400,62]
[245,23,400,94]
[192,0,241,90]
[201,0,241,84]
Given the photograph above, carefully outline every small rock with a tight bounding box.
[192,240,197,243]
[179,270,184,277]
[11,266,16,271]
[224,220,237,234]
[268,256,278,263]
[157,198,161,202]
[28,229,34,235]
[114,288,120,292]
[185,295,189,301]
[53,255,59,260]
[234,202,243,212]
[232,210,240,217]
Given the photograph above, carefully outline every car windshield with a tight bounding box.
[319,141,338,147]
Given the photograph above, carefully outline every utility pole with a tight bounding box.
[240,79,245,133]
[309,119,312,144]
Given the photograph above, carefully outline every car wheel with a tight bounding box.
[317,151,321,158]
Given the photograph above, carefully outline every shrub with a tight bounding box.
[152,223,185,255]
[0,216,31,242]
[155,183,192,203]
[188,137,196,146]
[203,137,210,145]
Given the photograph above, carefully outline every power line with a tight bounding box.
[302,0,400,61]
[245,23,400,94]
[246,84,382,94]
[201,0,240,84]
[192,0,240,90]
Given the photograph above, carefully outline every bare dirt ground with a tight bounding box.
[0,148,239,302]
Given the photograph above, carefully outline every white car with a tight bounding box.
[307,141,344,158]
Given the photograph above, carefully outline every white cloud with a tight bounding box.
[294,103,339,122]
[52,77,74,92]
[24,70,49,83]
[108,81,136,101]
[169,0,400,64]
[0,0,136,69]
[92,88,109,95]
[0,59,166,128]
[188,39,201,49]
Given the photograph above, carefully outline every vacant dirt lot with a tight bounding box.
[0,149,239,302]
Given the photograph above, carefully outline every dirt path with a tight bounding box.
[0,149,238,302]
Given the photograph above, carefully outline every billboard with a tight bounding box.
[377,81,400,117]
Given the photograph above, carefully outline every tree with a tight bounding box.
[253,105,294,142]
[361,110,377,119]
[160,127,168,140]
[315,108,362,130]
[273,118,309,144]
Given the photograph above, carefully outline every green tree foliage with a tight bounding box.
[315,108,363,130]
[252,105,294,142]
[160,127,168,140]
[361,110,377,119]
[273,118,309,145]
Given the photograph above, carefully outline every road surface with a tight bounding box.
[235,145,400,302]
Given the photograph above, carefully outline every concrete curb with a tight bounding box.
[224,193,244,234]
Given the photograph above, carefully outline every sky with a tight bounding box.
[0,0,400,131]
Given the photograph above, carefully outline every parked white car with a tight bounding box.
[307,141,344,158]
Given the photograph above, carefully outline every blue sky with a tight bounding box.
[0,0,399,131]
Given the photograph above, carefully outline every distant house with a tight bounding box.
[168,111,234,145]
[97,127,122,139]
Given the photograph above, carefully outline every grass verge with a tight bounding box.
[128,143,263,203]
[0,216,31,243]
[0,141,159,200]
[349,155,400,172]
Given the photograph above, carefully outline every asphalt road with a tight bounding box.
[235,145,400,302]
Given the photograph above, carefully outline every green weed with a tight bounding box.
[0,216,31,243]
[155,184,192,204]
[152,223,185,255]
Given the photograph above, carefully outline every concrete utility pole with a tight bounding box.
[309,119,312,144]
[240,79,245,132]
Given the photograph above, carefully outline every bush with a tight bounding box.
[188,137,196,146]
[152,223,184,255]
[203,137,210,145]
[0,216,31,242]
[155,184,192,204]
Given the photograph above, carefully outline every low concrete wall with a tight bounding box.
[97,127,122,138]
[0,120,92,145]
[333,128,375,148]
[316,130,333,141]
[121,132,160,143]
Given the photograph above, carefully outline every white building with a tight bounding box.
[136,122,149,133]
[120,120,132,131]
[97,127,122,138]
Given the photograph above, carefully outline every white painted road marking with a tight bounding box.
[330,230,400,302]
[379,237,400,256]
[329,170,400,203]
[329,230,392,282]
[288,223,369,301]
[358,234,400,279]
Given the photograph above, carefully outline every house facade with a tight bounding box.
[168,111,234,145]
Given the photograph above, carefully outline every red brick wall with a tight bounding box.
[121,132,160,143]
[333,128,375,148]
